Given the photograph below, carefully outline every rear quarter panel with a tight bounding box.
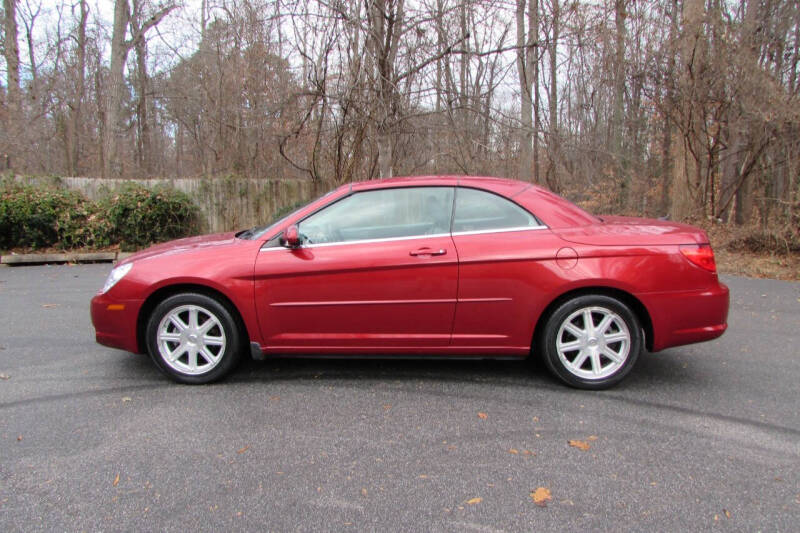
[454,236,725,354]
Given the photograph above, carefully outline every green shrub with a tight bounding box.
[0,180,200,252]
[102,184,200,251]
[0,181,111,250]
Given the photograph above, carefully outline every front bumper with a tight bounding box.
[90,292,144,353]
[642,282,730,352]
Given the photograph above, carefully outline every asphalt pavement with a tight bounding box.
[0,264,798,531]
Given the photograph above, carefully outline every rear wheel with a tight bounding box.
[145,293,242,384]
[539,294,642,390]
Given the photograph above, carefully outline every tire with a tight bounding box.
[145,292,242,384]
[539,294,642,390]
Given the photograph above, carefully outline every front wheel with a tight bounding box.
[539,295,642,390]
[145,293,242,384]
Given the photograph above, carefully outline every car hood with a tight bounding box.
[119,232,239,264]
[554,216,709,246]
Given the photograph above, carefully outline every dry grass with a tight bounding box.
[714,248,800,280]
[703,223,800,281]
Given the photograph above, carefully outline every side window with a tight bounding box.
[299,187,454,244]
[453,188,541,233]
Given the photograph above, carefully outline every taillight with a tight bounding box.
[680,244,717,273]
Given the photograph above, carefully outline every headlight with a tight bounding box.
[101,263,133,294]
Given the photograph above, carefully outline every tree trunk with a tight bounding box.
[546,0,559,191]
[670,0,705,221]
[532,0,540,185]
[659,0,678,215]
[516,0,533,182]
[3,0,21,169]
[377,130,393,179]
[514,0,539,183]
[67,0,87,176]
[733,0,761,225]
[133,2,152,176]
[104,0,131,178]
[368,0,404,179]
[613,0,628,209]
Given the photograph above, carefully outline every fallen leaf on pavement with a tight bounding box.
[587,435,598,441]
[113,473,120,487]
[723,509,731,519]
[568,439,590,451]
[477,412,488,419]
[466,497,482,505]
[237,445,250,454]
[531,487,552,506]
[509,448,519,454]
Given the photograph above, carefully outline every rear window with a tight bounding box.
[453,188,542,233]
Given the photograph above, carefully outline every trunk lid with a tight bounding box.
[555,216,709,246]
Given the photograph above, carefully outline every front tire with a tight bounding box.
[145,293,242,384]
[539,295,642,390]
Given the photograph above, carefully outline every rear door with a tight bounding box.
[450,187,563,352]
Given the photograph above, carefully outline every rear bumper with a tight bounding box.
[90,293,144,353]
[642,282,729,352]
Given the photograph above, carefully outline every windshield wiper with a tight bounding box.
[235,227,256,239]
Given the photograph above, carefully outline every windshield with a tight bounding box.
[236,189,338,240]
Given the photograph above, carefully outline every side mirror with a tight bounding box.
[280,225,301,248]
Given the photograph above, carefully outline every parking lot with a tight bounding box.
[1,264,798,531]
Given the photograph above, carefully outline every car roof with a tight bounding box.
[344,175,598,228]
[349,175,539,197]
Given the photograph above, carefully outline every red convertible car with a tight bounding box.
[91,176,729,389]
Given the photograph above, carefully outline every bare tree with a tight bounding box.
[0,0,798,237]
[104,0,175,178]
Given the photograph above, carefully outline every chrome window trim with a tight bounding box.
[259,225,549,252]
[450,225,548,237]
[260,232,452,251]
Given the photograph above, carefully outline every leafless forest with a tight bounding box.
[1,0,799,230]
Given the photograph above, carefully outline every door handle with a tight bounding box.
[409,248,446,257]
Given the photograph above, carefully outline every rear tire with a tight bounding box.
[145,293,242,384]
[539,294,642,390]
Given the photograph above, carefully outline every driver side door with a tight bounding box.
[253,186,458,351]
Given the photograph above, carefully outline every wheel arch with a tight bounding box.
[136,283,250,354]
[532,286,654,354]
